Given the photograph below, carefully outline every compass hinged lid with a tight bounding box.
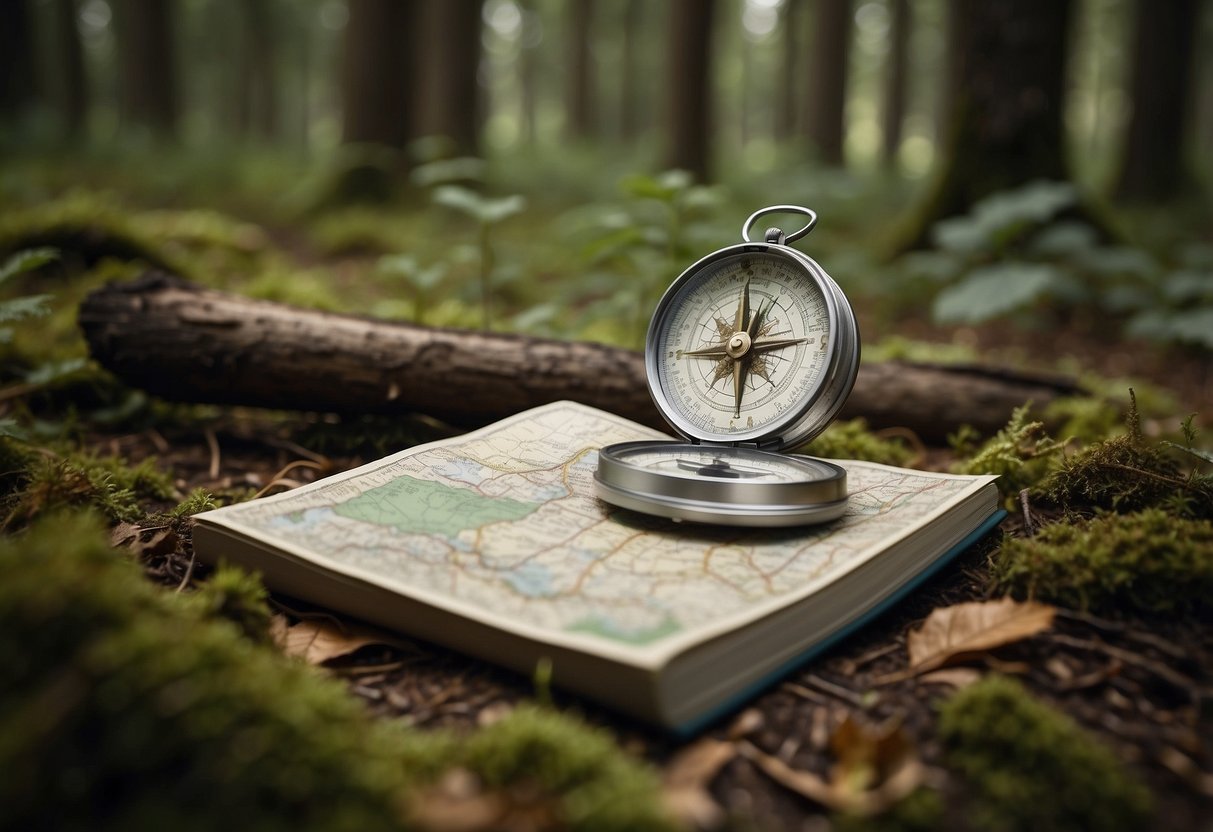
[642,207,859,453]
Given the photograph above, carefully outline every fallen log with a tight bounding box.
[78,274,1082,443]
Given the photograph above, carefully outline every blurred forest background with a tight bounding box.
[1,0,1211,407]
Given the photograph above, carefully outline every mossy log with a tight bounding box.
[78,274,1080,443]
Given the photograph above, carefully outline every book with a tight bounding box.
[192,401,1002,733]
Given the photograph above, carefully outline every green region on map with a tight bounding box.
[333,475,539,536]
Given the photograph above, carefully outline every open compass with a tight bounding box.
[594,205,860,526]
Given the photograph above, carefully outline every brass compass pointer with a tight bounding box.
[678,279,808,417]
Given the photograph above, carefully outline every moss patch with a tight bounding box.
[0,513,675,831]
[953,404,1065,497]
[939,676,1151,832]
[802,418,913,466]
[993,509,1213,618]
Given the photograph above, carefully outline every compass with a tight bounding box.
[593,205,860,526]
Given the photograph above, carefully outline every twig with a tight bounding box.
[799,674,871,708]
[175,551,197,592]
[203,428,221,480]
[1018,488,1036,536]
[1050,633,1198,694]
[252,477,306,498]
[1054,609,1190,661]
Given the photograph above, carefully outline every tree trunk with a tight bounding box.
[618,0,643,141]
[0,0,36,125]
[79,275,1081,443]
[1114,0,1201,202]
[518,0,539,145]
[54,0,88,138]
[664,0,716,181]
[881,0,910,166]
[115,0,179,137]
[420,0,483,156]
[896,0,1076,249]
[804,0,852,166]
[341,0,414,147]
[777,0,804,142]
[236,0,277,140]
[565,0,595,141]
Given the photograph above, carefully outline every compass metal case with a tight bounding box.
[594,206,861,527]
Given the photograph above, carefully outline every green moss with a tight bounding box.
[1041,395,1124,445]
[993,509,1213,617]
[171,488,219,518]
[1035,392,1212,519]
[0,513,414,831]
[0,193,183,274]
[0,512,676,831]
[4,450,174,526]
[193,564,274,644]
[833,788,944,832]
[801,418,913,466]
[460,705,672,830]
[953,404,1065,497]
[939,676,1151,832]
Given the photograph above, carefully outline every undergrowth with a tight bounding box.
[993,509,1213,618]
[938,675,1151,832]
[0,513,675,831]
[952,403,1066,497]
[802,418,914,466]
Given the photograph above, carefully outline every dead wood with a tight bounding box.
[78,274,1081,442]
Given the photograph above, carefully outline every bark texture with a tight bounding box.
[79,276,1080,443]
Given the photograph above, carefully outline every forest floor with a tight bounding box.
[3,159,1212,829]
[107,390,1210,831]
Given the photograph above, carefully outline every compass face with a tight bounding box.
[649,247,836,445]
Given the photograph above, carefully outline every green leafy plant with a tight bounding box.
[911,182,1213,351]
[0,248,58,345]
[375,253,449,324]
[432,185,526,330]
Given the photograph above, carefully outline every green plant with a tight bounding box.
[1038,402,1212,519]
[375,253,449,324]
[432,185,526,330]
[0,248,58,347]
[952,404,1066,497]
[910,182,1213,351]
[802,418,913,466]
[939,675,1151,832]
[993,509,1213,617]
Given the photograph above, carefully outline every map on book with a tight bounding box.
[216,402,987,660]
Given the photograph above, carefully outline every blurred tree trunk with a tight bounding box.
[804,0,852,165]
[1114,0,1202,202]
[115,0,179,137]
[0,0,36,125]
[518,0,539,145]
[237,0,277,140]
[420,0,483,156]
[342,0,414,147]
[664,0,715,181]
[897,0,1076,249]
[777,0,804,141]
[54,0,88,138]
[881,0,909,166]
[618,0,643,141]
[565,0,595,140]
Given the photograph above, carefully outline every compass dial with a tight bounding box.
[649,247,845,447]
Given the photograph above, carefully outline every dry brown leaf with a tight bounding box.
[408,768,558,832]
[739,715,925,816]
[906,598,1055,676]
[273,617,416,665]
[662,739,737,830]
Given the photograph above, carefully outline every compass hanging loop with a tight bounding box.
[741,205,818,245]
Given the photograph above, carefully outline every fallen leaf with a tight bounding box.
[906,598,1055,676]
[408,768,558,832]
[109,521,140,548]
[739,715,925,815]
[662,739,737,830]
[274,617,417,665]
